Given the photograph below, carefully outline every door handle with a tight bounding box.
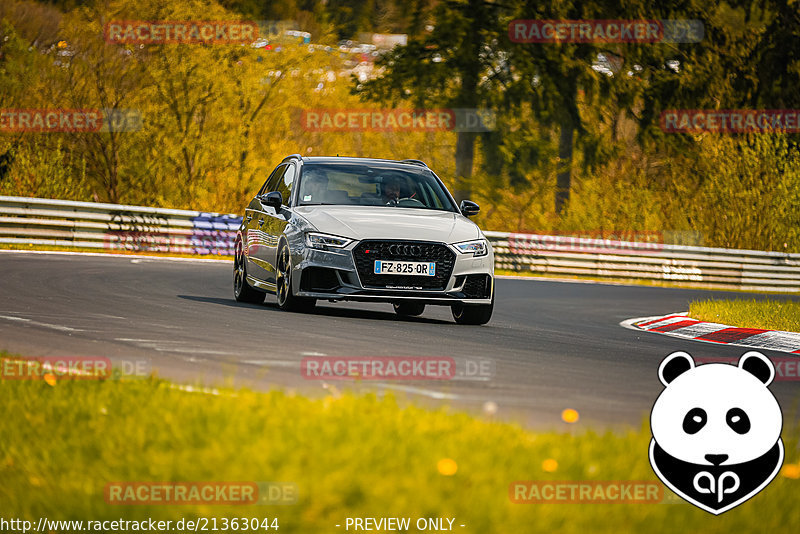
[245,214,252,222]
[258,219,264,226]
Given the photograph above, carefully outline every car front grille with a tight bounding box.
[353,240,456,290]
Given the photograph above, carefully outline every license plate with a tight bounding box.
[374,260,436,276]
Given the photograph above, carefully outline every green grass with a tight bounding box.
[1,372,800,532]
[689,298,800,332]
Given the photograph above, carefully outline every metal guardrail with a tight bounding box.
[1,196,798,292]
[0,196,239,255]
[485,231,800,292]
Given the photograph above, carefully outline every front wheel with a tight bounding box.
[451,293,494,325]
[276,241,316,313]
[234,240,266,304]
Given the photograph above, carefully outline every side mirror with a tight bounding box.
[261,191,283,210]
[459,200,480,217]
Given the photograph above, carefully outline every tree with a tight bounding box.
[498,0,648,215]
[356,0,502,203]
[51,4,148,202]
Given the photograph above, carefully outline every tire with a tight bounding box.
[451,292,494,325]
[276,240,316,312]
[393,302,425,317]
[234,239,266,304]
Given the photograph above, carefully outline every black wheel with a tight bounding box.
[451,292,494,325]
[393,302,426,317]
[234,239,266,304]
[276,241,316,312]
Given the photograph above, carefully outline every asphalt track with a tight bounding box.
[1,250,799,428]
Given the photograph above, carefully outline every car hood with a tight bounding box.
[293,205,481,243]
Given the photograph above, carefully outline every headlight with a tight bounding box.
[305,232,353,249]
[454,239,489,257]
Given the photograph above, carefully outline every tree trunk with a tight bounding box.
[555,114,574,214]
[454,130,476,204]
[452,0,483,205]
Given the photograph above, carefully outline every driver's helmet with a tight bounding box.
[381,174,404,197]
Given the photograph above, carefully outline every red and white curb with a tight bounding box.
[621,313,800,354]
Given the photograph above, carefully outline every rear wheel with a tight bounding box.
[233,239,265,304]
[393,302,425,317]
[451,292,494,325]
[276,241,316,312]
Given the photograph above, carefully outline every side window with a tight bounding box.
[267,165,288,192]
[274,164,296,205]
[259,165,285,196]
[257,178,270,197]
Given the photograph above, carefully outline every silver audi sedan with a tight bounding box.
[233,155,494,324]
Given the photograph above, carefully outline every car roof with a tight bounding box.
[294,156,430,170]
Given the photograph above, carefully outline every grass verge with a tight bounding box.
[689,298,800,332]
[1,370,800,532]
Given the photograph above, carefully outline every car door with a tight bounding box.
[245,166,284,283]
[255,163,296,285]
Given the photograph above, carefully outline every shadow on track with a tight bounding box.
[311,304,453,325]
[178,295,266,310]
[177,295,453,325]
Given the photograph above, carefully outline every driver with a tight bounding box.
[302,168,329,202]
[381,176,403,205]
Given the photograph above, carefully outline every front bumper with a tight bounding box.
[291,239,494,305]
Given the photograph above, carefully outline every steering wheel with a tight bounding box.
[396,197,425,207]
[386,197,425,207]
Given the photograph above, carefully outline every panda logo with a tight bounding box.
[649,351,784,515]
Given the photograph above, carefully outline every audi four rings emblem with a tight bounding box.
[388,244,422,256]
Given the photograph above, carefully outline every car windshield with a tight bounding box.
[297,163,458,212]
